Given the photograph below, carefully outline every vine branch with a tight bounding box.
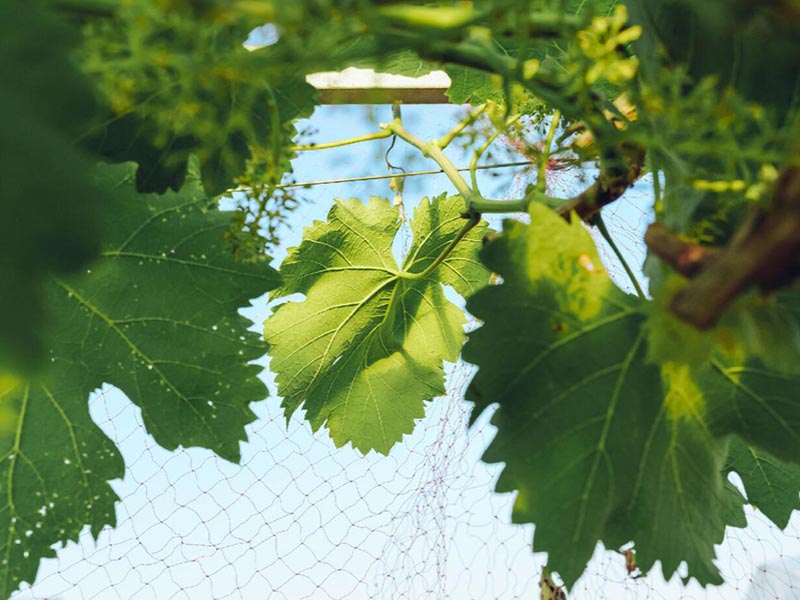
[647,163,800,329]
[555,142,646,221]
[384,118,480,208]
[644,224,720,278]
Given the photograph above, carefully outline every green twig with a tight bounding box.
[385,118,478,208]
[593,214,646,299]
[470,114,521,195]
[537,110,561,192]
[400,214,481,281]
[291,128,392,152]
[466,198,530,213]
[468,184,562,213]
[652,163,663,214]
[436,103,487,149]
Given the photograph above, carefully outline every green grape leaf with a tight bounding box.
[264,195,489,454]
[0,364,123,599]
[1,160,277,596]
[0,2,107,371]
[618,362,743,585]
[725,436,800,529]
[445,64,506,105]
[663,287,800,466]
[464,204,740,587]
[51,161,276,460]
[704,357,800,467]
[720,480,748,529]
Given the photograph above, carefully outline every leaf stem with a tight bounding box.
[467,198,530,213]
[652,163,663,214]
[291,128,393,152]
[593,214,646,299]
[436,103,487,150]
[400,214,481,281]
[470,113,521,195]
[537,109,561,192]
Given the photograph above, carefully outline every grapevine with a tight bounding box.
[1,0,799,596]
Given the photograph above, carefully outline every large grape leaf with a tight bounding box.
[618,362,742,584]
[264,195,489,454]
[0,2,107,371]
[725,436,800,529]
[664,286,800,467]
[463,204,743,587]
[0,161,276,597]
[51,161,277,459]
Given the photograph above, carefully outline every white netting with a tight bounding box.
[11,105,800,600]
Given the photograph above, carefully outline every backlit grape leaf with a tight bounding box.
[0,160,277,597]
[725,436,800,529]
[264,195,489,454]
[50,161,277,460]
[0,2,107,371]
[464,204,741,587]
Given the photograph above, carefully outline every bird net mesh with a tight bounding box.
[11,105,800,600]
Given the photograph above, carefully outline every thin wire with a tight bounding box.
[232,160,535,192]
[593,214,646,299]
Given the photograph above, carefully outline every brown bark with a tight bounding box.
[646,165,800,329]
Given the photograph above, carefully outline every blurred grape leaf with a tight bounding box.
[79,0,318,195]
[265,195,489,454]
[0,1,107,371]
[628,0,800,111]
